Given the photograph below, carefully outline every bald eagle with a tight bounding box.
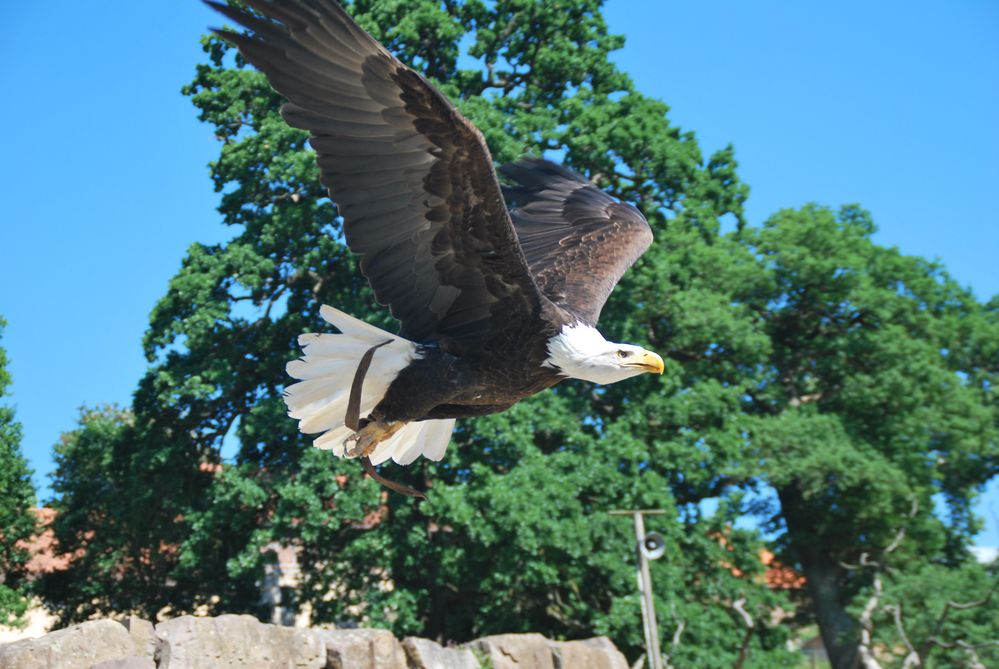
[210,0,664,470]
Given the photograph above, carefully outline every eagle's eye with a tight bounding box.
[616,350,629,359]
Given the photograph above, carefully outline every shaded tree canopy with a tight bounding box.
[42,2,997,668]
[0,315,38,626]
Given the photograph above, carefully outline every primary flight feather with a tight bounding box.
[209,0,663,468]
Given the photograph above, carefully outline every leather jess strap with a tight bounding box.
[345,339,392,432]
[345,339,426,499]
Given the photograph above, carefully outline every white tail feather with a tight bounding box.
[284,306,455,465]
[366,418,457,466]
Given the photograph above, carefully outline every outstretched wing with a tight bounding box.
[501,158,653,325]
[209,0,541,343]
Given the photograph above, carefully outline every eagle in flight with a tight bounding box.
[210,0,664,472]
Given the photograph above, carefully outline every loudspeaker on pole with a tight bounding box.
[640,531,666,560]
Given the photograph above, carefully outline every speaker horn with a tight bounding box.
[640,531,666,560]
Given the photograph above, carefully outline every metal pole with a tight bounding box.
[609,510,667,669]
[633,512,664,669]
[633,511,654,666]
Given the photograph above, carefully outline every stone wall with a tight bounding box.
[0,615,629,669]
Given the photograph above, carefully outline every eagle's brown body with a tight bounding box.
[375,336,564,424]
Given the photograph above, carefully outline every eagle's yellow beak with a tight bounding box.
[629,350,664,375]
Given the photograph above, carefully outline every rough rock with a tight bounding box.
[120,616,158,660]
[464,633,556,669]
[155,614,325,669]
[92,658,157,669]
[316,628,407,669]
[403,636,480,669]
[0,615,635,669]
[0,619,134,669]
[549,637,629,669]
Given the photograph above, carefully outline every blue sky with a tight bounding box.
[1,2,997,545]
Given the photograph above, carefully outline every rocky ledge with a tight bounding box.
[0,614,629,669]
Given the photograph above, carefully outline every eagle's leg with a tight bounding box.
[345,419,406,458]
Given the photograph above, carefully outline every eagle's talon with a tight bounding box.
[346,420,405,459]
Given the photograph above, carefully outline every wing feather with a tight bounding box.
[209,0,543,344]
[501,158,653,324]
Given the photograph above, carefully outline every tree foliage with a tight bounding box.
[0,315,38,626]
[870,559,999,669]
[45,1,788,665]
[735,205,999,668]
[41,2,998,668]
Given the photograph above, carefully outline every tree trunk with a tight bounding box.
[777,486,860,669]
[802,555,861,669]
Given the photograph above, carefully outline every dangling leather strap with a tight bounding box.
[344,339,392,432]
[361,456,426,499]
[344,339,426,499]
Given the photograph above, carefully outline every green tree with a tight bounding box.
[42,405,211,622]
[870,559,998,669]
[838,514,999,669]
[735,205,999,668]
[0,315,38,626]
[46,1,794,665]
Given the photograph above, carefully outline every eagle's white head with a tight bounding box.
[543,323,665,384]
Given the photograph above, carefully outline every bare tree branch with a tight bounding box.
[961,642,988,669]
[882,604,919,669]
[731,597,756,669]
[662,619,685,669]
[857,567,884,669]
[843,499,919,669]
[919,576,999,664]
